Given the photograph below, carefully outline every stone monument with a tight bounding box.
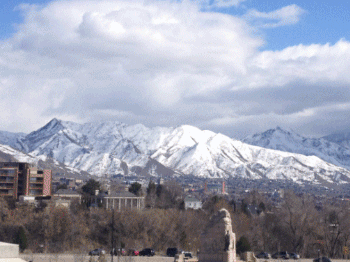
[0,241,27,262]
[199,208,236,262]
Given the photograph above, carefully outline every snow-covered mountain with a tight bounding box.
[0,131,26,149]
[0,143,88,178]
[323,132,350,150]
[243,126,350,170]
[2,119,350,184]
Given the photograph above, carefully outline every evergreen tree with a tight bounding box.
[82,179,101,195]
[15,226,27,252]
[129,182,142,196]
[236,236,251,254]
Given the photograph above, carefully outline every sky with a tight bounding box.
[1,0,350,139]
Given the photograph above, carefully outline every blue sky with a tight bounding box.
[1,0,350,138]
[258,0,350,50]
[0,0,49,39]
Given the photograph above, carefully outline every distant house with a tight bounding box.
[53,189,82,207]
[99,191,145,211]
[184,195,202,210]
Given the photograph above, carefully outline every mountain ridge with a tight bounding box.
[1,119,350,184]
[243,126,350,170]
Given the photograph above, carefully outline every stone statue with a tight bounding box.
[199,208,236,262]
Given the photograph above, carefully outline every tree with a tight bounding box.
[0,197,9,222]
[203,195,233,215]
[277,191,318,254]
[146,181,157,208]
[258,202,266,212]
[236,236,251,254]
[147,181,156,195]
[129,182,142,196]
[82,179,101,195]
[15,226,28,252]
[56,183,68,190]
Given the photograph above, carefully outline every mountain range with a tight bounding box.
[243,126,350,170]
[1,119,350,185]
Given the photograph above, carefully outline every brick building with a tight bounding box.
[0,162,52,199]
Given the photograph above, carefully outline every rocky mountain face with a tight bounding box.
[0,143,87,178]
[243,127,350,171]
[323,132,350,150]
[1,119,350,184]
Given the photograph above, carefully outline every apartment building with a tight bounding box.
[0,162,52,199]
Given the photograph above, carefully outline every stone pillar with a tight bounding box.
[198,208,236,262]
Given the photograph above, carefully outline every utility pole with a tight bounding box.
[111,210,114,262]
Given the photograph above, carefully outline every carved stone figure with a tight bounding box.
[199,208,236,262]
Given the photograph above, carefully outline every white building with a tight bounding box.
[99,191,145,210]
[184,195,202,210]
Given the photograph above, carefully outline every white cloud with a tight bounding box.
[1,0,350,138]
[245,4,306,28]
[202,0,247,9]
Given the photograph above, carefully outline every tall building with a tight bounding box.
[0,162,52,199]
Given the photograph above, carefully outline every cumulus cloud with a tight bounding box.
[1,0,350,139]
[244,4,306,28]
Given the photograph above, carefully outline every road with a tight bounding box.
[19,254,350,262]
[20,254,175,262]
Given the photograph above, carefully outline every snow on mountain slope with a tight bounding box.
[0,131,26,150]
[0,144,38,163]
[2,119,350,184]
[153,130,350,182]
[0,143,86,177]
[243,127,350,170]
[10,119,173,175]
[323,132,350,150]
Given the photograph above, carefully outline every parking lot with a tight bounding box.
[19,254,350,262]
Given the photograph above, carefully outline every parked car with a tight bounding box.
[313,257,332,262]
[127,249,139,256]
[110,248,126,256]
[290,253,300,259]
[139,248,155,256]
[272,251,290,259]
[184,252,193,259]
[256,252,271,259]
[167,247,181,257]
[89,248,106,256]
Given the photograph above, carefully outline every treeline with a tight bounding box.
[235,190,350,259]
[0,186,349,259]
[0,197,209,254]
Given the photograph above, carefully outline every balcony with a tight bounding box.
[0,179,15,183]
[0,173,15,177]
[29,183,43,189]
[0,189,14,194]
[0,185,14,189]
[29,178,43,183]
[29,190,43,195]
